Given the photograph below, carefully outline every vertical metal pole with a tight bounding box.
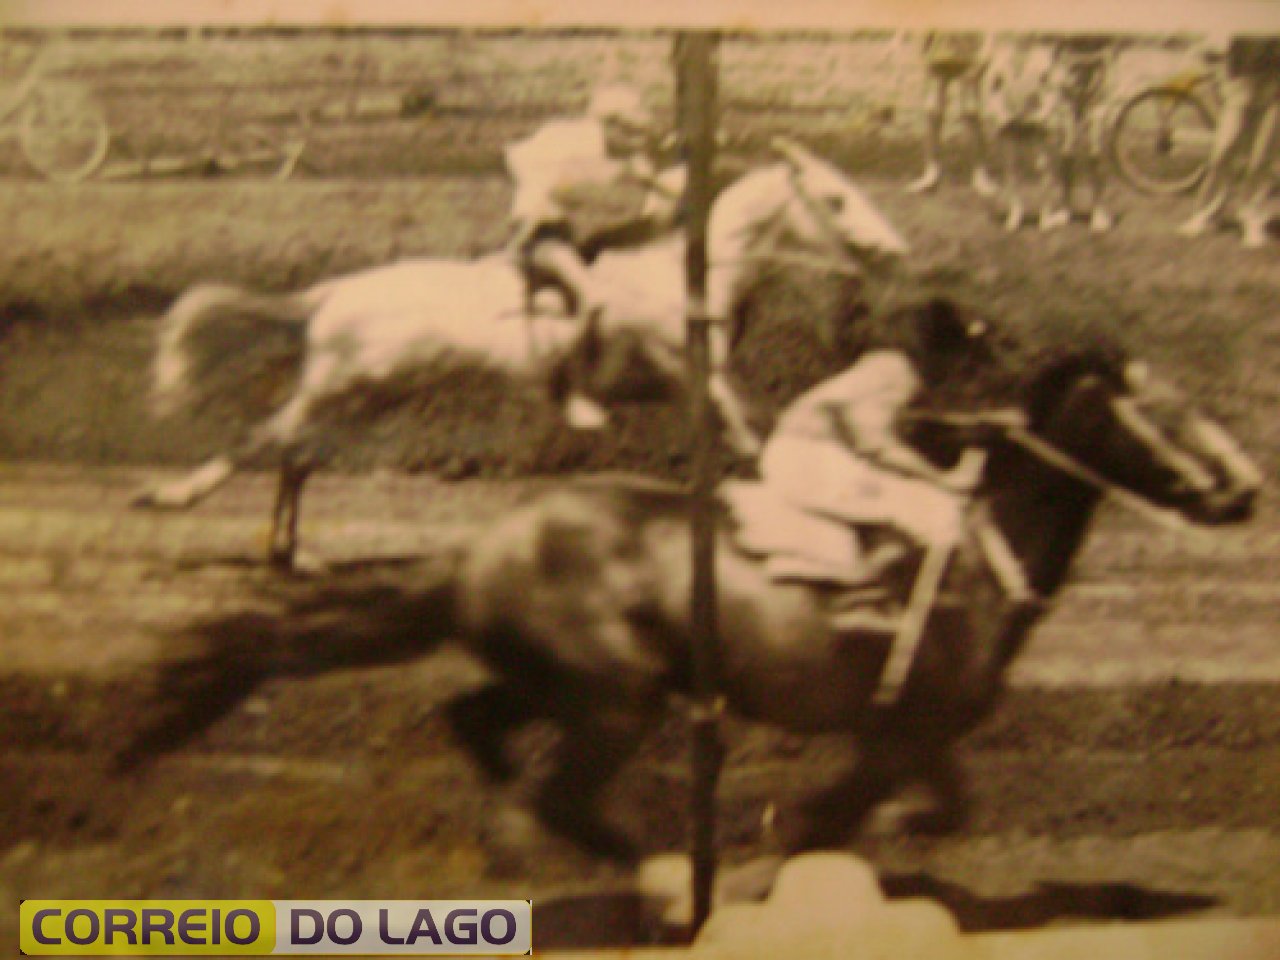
[673,30,722,936]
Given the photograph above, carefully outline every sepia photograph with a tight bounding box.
[0,3,1277,957]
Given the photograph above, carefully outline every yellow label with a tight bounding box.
[20,901,276,956]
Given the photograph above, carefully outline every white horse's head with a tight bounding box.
[767,137,909,268]
[704,140,909,349]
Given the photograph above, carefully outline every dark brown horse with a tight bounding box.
[121,347,1260,863]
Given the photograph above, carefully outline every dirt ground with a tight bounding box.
[0,467,1277,955]
[1,31,1279,955]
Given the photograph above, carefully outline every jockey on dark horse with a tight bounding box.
[758,298,1041,645]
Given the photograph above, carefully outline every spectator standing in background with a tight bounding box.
[904,31,1001,197]
[1039,34,1119,233]
[985,34,1058,230]
[1178,35,1280,248]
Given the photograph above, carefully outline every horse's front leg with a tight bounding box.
[268,453,315,571]
[634,332,761,459]
[533,699,662,864]
[709,372,761,460]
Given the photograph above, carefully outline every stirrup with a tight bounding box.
[1005,591,1049,618]
[826,585,892,612]
[830,608,900,634]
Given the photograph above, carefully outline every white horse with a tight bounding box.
[133,139,910,568]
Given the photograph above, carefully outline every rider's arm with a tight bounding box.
[820,401,975,494]
[820,353,981,493]
[858,426,962,488]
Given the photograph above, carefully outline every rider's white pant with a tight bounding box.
[760,435,964,550]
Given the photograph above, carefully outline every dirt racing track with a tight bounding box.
[0,462,1278,951]
[2,173,1280,953]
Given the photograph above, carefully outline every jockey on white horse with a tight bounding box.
[505,84,683,428]
[506,85,673,319]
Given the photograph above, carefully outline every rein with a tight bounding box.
[785,167,867,275]
[915,412,1210,538]
[1004,425,1210,539]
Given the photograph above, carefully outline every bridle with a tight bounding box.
[918,409,1217,540]
[1003,423,1209,538]
[782,164,868,277]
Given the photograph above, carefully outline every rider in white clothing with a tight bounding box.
[762,350,977,554]
[505,85,672,323]
[760,306,1037,610]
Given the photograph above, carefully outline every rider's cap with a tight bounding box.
[587,84,651,129]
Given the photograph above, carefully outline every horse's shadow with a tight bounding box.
[879,871,1219,932]
[532,873,1220,949]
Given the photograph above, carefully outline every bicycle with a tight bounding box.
[0,41,110,181]
[1109,60,1220,196]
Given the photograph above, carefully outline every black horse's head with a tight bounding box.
[1021,348,1261,525]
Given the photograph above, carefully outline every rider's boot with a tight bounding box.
[827,541,909,633]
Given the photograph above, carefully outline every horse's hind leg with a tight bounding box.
[132,383,316,515]
[248,382,332,568]
[792,738,971,848]
[445,681,542,784]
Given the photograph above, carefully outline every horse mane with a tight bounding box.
[872,297,1133,422]
[872,296,1024,411]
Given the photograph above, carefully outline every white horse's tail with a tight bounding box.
[153,282,319,421]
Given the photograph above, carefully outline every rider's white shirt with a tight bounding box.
[772,350,920,454]
[505,117,627,226]
[761,351,963,549]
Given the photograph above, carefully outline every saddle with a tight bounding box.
[720,481,906,634]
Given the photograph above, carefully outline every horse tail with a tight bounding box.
[114,550,464,772]
[152,282,318,420]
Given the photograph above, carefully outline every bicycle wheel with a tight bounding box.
[1110,86,1216,196]
[20,80,111,182]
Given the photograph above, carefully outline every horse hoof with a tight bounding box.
[268,549,328,576]
[864,791,964,838]
[564,394,610,431]
[130,487,185,511]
